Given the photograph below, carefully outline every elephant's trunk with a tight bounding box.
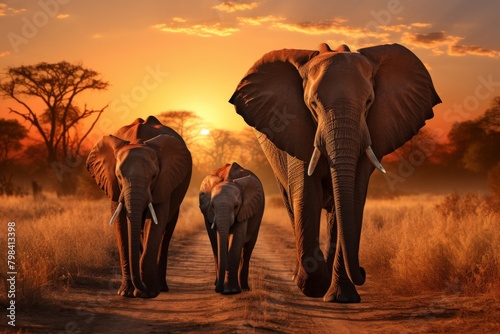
[216,223,229,293]
[322,113,366,286]
[122,183,149,294]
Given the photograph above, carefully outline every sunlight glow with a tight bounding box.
[200,128,210,136]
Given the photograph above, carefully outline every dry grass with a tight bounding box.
[0,194,203,309]
[0,194,115,308]
[2,191,497,311]
[266,193,500,296]
[362,193,500,295]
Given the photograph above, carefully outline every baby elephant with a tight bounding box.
[199,162,265,294]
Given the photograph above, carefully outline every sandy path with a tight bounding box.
[17,218,500,333]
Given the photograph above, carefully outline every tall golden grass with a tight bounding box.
[361,193,500,295]
[0,194,203,309]
[1,192,498,310]
[267,192,500,296]
[0,195,115,308]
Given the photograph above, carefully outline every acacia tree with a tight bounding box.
[197,129,242,172]
[156,110,205,147]
[0,61,109,194]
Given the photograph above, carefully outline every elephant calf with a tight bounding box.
[199,162,265,294]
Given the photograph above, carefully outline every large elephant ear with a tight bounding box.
[233,175,264,222]
[229,49,319,162]
[144,134,192,204]
[358,44,441,157]
[199,175,223,224]
[86,135,129,201]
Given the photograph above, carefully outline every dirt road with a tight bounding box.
[18,218,500,333]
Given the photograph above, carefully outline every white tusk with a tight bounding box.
[148,203,159,225]
[211,222,215,230]
[109,202,123,226]
[307,147,322,176]
[365,146,386,174]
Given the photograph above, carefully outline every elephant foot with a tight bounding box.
[323,280,361,303]
[133,288,160,298]
[159,280,169,292]
[118,281,136,298]
[222,285,242,295]
[215,279,223,293]
[294,263,330,298]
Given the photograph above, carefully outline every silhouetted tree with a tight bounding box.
[479,96,500,133]
[0,118,28,169]
[197,129,242,172]
[387,128,447,164]
[156,110,206,147]
[0,61,109,194]
[447,97,500,173]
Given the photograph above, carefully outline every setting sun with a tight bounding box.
[200,128,210,136]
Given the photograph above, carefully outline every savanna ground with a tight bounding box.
[1,193,499,333]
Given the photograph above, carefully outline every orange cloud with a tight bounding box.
[0,3,25,16]
[213,1,259,13]
[450,44,500,58]
[237,15,285,26]
[402,31,500,57]
[271,18,389,41]
[153,20,239,37]
[0,50,10,58]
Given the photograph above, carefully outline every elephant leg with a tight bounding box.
[324,244,361,303]
[239,222,260,291]
[113,204,135,298]
[157,208,179,292]
[204,218,219,288]
[277,181,302,282]
[325,210,337,278]
[223,221,247,295]
[140,203,169,298]
[288,157,329,298]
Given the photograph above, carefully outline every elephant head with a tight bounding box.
[86,133,190,296]
[229,43,441,287]
[199,164,264,294]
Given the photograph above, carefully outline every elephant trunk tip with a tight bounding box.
[348,267,366,286]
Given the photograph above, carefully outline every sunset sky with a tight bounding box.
[1,0,500,143]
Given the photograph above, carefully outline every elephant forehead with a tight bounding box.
[212,183,241,200]
[116,145,158,166]
[309,52,372,77]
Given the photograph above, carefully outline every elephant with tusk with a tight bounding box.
[86,116,192,298]
[229,43,441,303]
[199,162,265,295]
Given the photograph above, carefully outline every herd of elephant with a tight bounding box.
[86,42,440,303]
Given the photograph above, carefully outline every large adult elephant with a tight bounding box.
[199,162,264,295]
[86,116,192,298]
[229,43,441,303]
